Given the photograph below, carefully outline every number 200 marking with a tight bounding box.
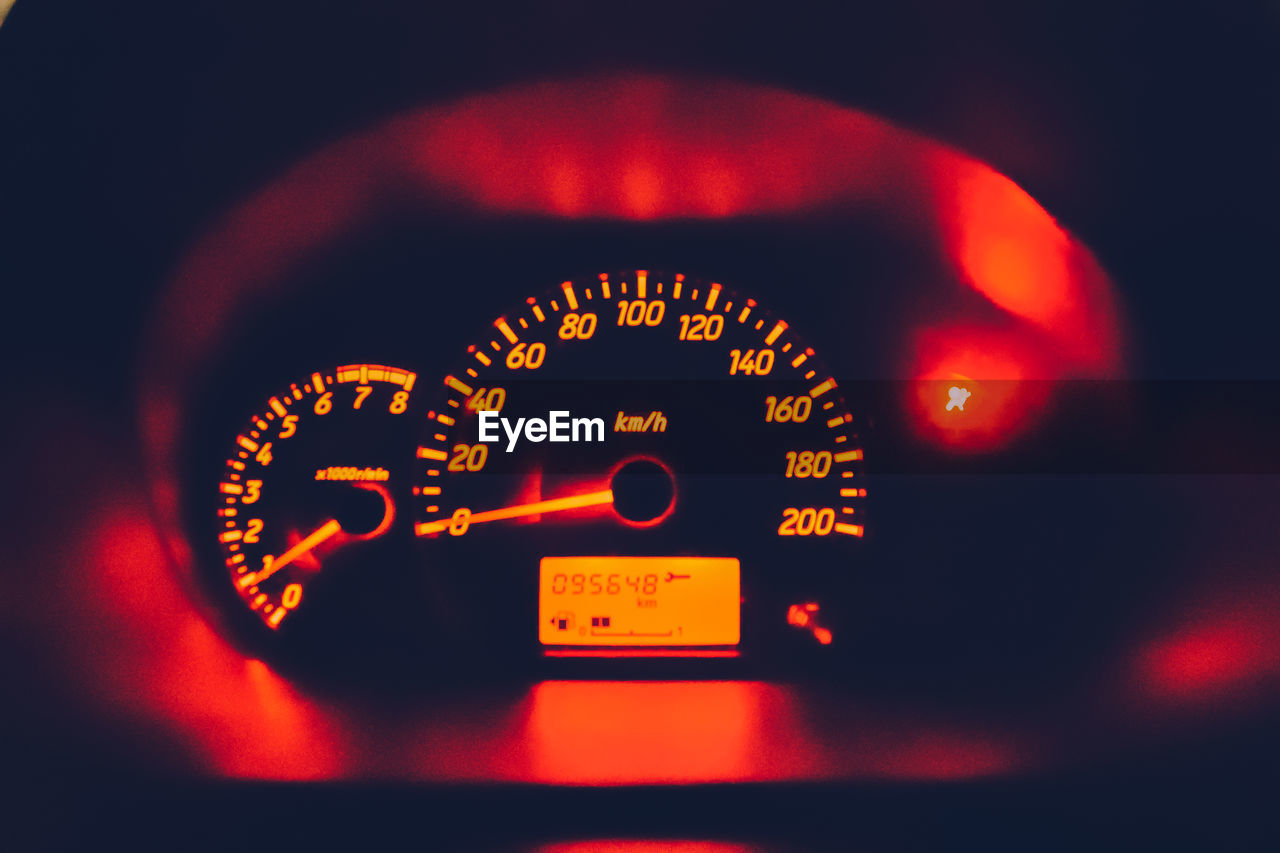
[778,507,836,536]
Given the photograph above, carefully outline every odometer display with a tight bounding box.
[539,557,741,647]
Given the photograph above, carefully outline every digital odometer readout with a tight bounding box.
[539,557,740,646]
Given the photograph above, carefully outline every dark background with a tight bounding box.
[1,1,1277,849]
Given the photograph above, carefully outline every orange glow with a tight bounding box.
[536,843,758,853]
[609,454,677,529]
[38,474,1032,784]
[333,363,417,390]
[1143,627,1266,696]
[114,73,1140,784]
[252,518,341,583]
[907,325,1054,451]
[525,681,773,783]
[932,159,1122,372]
[415,488,613,535]
[144,74,1125,549]
[520,681,1021,784]
[539,557,740,646]
[344,481,395,541]
[542,649,740,658]
[787,602,835,645]
[69,492,348,778]
[1136,588,1280,706]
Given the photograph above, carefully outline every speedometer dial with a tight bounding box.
[415,271,865,657]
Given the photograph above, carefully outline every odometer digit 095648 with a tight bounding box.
[415,271,865,656]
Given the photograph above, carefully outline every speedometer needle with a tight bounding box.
[250,518,343,584]
[414,489,614,535]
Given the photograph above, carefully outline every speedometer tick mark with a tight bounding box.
[494,318,519,344]
[445,375,474,396]
[809,378,836,397]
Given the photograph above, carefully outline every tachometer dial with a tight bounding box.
[215,364,418,631]
[415,271,865,658]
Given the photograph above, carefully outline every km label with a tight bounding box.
[614,410,668,433]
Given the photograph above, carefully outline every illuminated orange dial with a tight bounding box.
[215,364,417,631]
[416,271,866,655]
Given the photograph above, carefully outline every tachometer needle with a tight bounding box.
[250,518,342,584]
[414,489,613,535]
